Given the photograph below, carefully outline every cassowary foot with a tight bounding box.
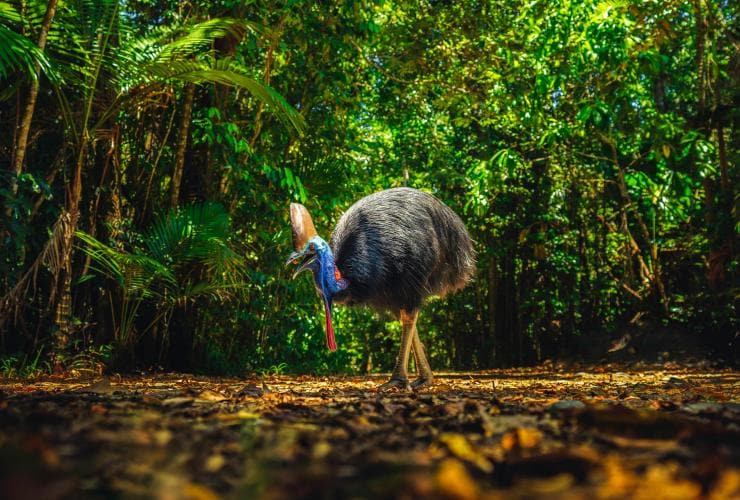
[378,377,411,392]
[410,376,434,390]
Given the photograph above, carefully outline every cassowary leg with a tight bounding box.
[411,328,434,389]
[378,308,417,391]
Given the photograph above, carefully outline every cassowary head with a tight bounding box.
[285,203,346,351]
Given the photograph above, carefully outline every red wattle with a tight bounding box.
[323,300,337,352]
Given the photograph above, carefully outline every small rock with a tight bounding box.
[161,397,194,407]
[83,377,112,394]
[236,383,263,398]
[684,402,740,414]
[664,377,691,388]
[548,400,586,412]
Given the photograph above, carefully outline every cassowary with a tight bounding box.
[286,187,475,390]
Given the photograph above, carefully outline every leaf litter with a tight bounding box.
[0,362,738,499]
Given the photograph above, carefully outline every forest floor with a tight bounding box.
[1,362,739,499]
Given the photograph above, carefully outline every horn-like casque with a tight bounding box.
[290,203,318,250]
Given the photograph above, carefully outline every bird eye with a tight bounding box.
[309,243,316,251]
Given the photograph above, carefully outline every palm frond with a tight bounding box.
[155,18,253,62]
[145,59,305,134]
[75,204,247,347]
[0,2,22,23]
[143,202,231,263]
[142,203,248,298]
[0,211,73,330]
[76,231,175,299]
[0,24,54,80]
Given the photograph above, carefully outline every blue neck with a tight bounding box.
[313,248,347,298]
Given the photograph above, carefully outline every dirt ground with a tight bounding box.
[1,362,739,499]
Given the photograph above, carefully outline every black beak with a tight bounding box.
[285,249,317,280]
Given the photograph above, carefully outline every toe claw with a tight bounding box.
[411,377,434,390]
[378,377,410,392]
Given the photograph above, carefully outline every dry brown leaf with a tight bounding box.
[195,389,227,403]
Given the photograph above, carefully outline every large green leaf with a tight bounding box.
[0,24,55,81]
[145,59,305,134]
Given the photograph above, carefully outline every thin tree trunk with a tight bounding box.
[7,0,59,207]
[705,1,734,289]
[600,132,669,314]
[693,0,707,123]
[578,199,591,326]
[248,25,280,150]
[170,83,196,208]
[53,136,88,347]
[487,257,498,365]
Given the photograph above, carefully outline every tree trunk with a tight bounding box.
[248,27,278,150]
[170,83,196,208]
[600,132,669,314]
[693,0,707,124]
[53,135,88,348]
[703,2,734,290]
[495,244,518,366]
[487,257,498,365]
[7,0,59,211]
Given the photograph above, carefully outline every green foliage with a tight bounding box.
[0,1,57,82]
[0,347,50,378]
[0,0,736,373]
[76,203,248,353]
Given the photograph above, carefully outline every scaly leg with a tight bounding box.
[411,327,434,389]
[378,309,417,391]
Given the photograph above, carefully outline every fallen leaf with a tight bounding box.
[154,429,172,446]
[439,433,493,472]
[524,472,575,494]
[89,403,107,415]
[161,397,194,407]
[710,469,740,500]
[195,389,227,403]
[311,440,332,459]
[501,427,542,452]
[204,453,225,472]
[436,458,479,500]
[182,483,219,500]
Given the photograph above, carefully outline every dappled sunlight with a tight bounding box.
[1,364,739,498]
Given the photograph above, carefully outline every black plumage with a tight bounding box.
[331,188,475,312]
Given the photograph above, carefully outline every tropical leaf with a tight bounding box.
[154,17,259,62]
[75,231,175,299]
[0,1,22,23]
[144,59,305,134]
[0,24,55,81]
[144,203,227,262]
[77,203,247,345]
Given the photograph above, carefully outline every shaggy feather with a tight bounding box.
[330,188,475,312]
